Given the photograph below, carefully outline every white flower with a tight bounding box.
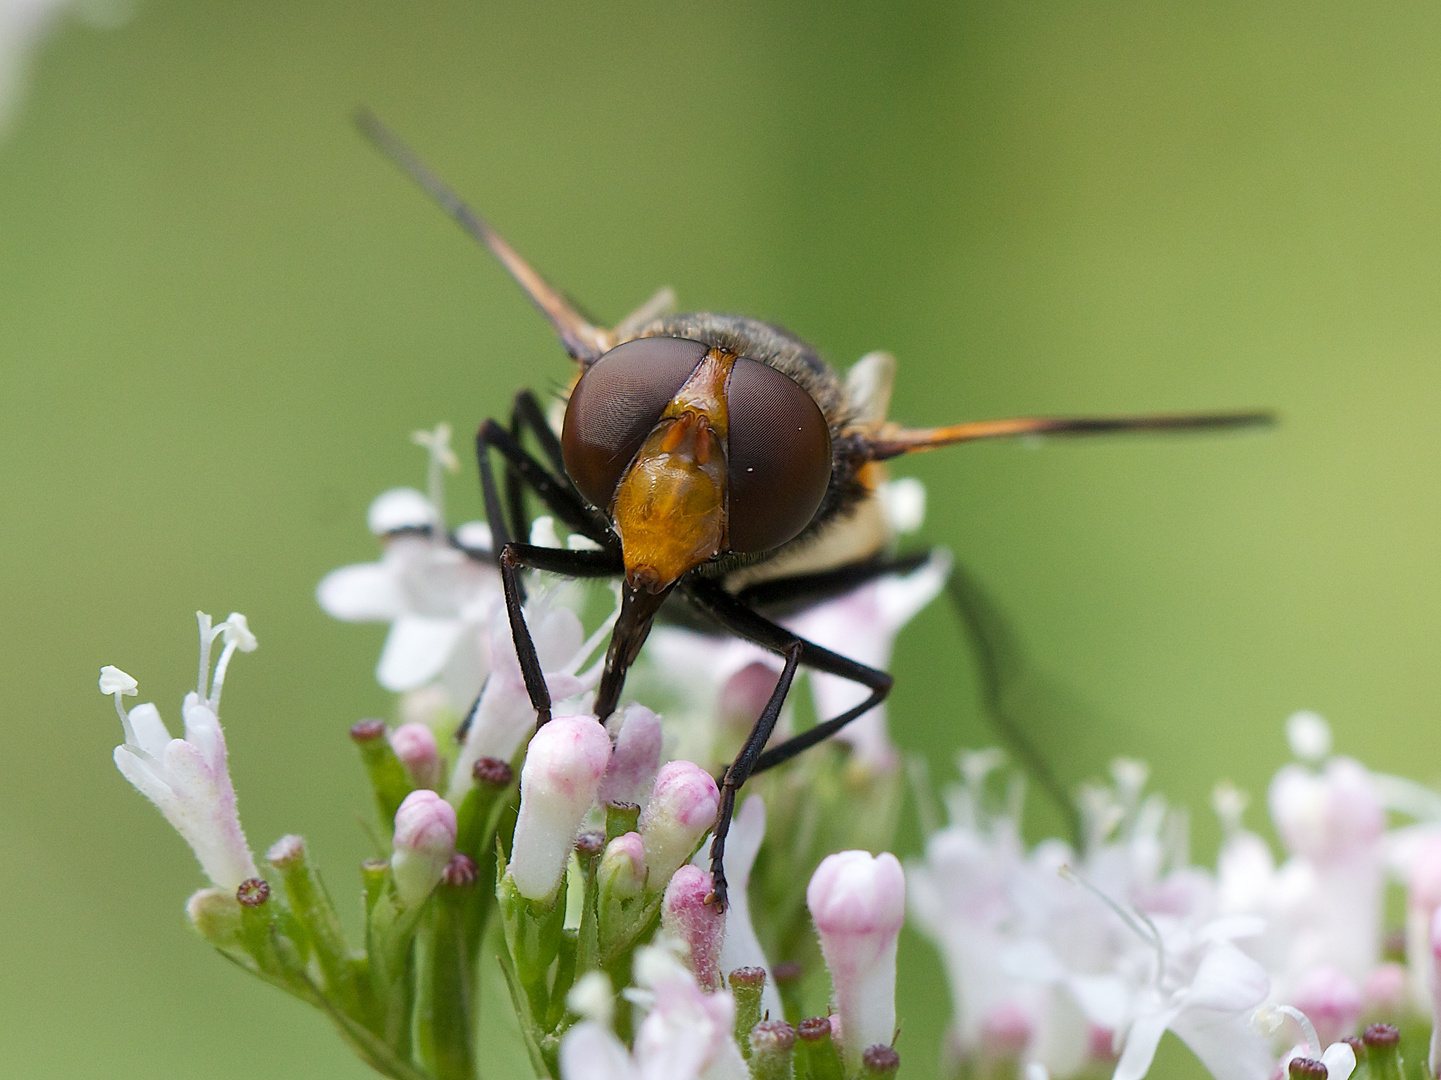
[318,426,504,713]
[1112,921,1273,1080]
[558,945,748,1080]
[447,584,615,805]
[105,612,259,892]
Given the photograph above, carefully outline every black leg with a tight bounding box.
[511,389,570,480]
[735,551,934,614]
[497,541,624,726]
[476,419,613,549]
[683,576,893,907]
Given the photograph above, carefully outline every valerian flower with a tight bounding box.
[103,612,258,892]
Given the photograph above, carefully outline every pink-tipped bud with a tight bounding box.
[350,718,386,743]
[1268,758,1383,862]
[391,789,458,906]
[600,831,646,900]
[390,722,441,789]
[510,715,611,901]
[1291,966,1362,1047]
[598,705,663,807]
[719,662,780,734]
[639,761,719,886]
[662,865,727,990]
[1408,835,1441,912]
[979,1001,1033,1060]
[1362,963,1407,1016]
[806,850,906,1071]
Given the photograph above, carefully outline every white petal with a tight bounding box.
[367,487,435,534]
[874,548,951,628]
[1183,943,1269,1013]
[880,476,925,534]
[377,616,466,691]
[124,701,172,758]
[317,561,405,622]
[1112,1005,1178,1080]
[1321,1042,1356,1080]
[559,1021,639,1080]
[1170,1006,1275,1080]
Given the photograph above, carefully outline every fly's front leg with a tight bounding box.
[495,541,624,728]
[706,640,802,908]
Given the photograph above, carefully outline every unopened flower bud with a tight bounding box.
[662,865,726,990]
[750,1019,797,1079]
[1363,1023,1402,1080]
[391,789,458,906]
[1288,1058,1328,1080]
[806,850,905,1071]
[350,718,386,743]
[980,1000,1033,1060]
[266,834,305,868]
[473,756,514,788]
[390,722,441,789]
[600,831,646,899]
[598,704,662,806]
[441,853,478,888]
[797,1017,845,1080]
[1292,966,1362,1047]
[719,662,781,736]
[1361,963,1407,1016]
[731,967,767,1055]
[639,760,719,885]
[186,887,243,947]
[860,1044,901,1079]
[510,715,611,901]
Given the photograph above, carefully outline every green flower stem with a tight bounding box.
[455,760,521,860]
[1363,1025,1404,1080]
[365,868,427,1055]
[728,968,766,1059]
[498,869,567,1024]
[351,719,414,833]
[416,884,477,1080]
[796,1017,845,1080]
[604,801,640,843]
[270,837,363,1017]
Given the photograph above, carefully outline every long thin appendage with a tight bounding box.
[684,576,893,908]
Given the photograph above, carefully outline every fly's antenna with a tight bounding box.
[867,409,1274,460]
[354,108,609,363]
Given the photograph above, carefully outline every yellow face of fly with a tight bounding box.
[610,347,736,593]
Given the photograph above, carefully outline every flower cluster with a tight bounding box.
[102,424,934,1080]
[100,422,1441,1080]
[908,712,1441,1080]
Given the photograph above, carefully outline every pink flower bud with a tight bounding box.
[662,865,727,990]
[600,830,646,900]
[806,850,905,1070]
[979,1001,1032,1060]
[510,715,611,901]
[1291,966,1362,1047]
[1361,963,1407,1016]
[718,661,780,734]
[391,789,457,906]
[1269,758,1382,862]
[1408,835,1441,912]
[639,761,719,885]
[598,704,662,807]
[390,722,441,789]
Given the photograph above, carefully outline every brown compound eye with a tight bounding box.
[725,358,832,553]
[561,336,709,510]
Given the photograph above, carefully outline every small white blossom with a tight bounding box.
[105,612,259,892]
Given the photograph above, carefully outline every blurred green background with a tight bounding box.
[5,1,1441,1076]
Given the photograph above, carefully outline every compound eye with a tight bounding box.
[561,336,709,510]
[726,358,832,553]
